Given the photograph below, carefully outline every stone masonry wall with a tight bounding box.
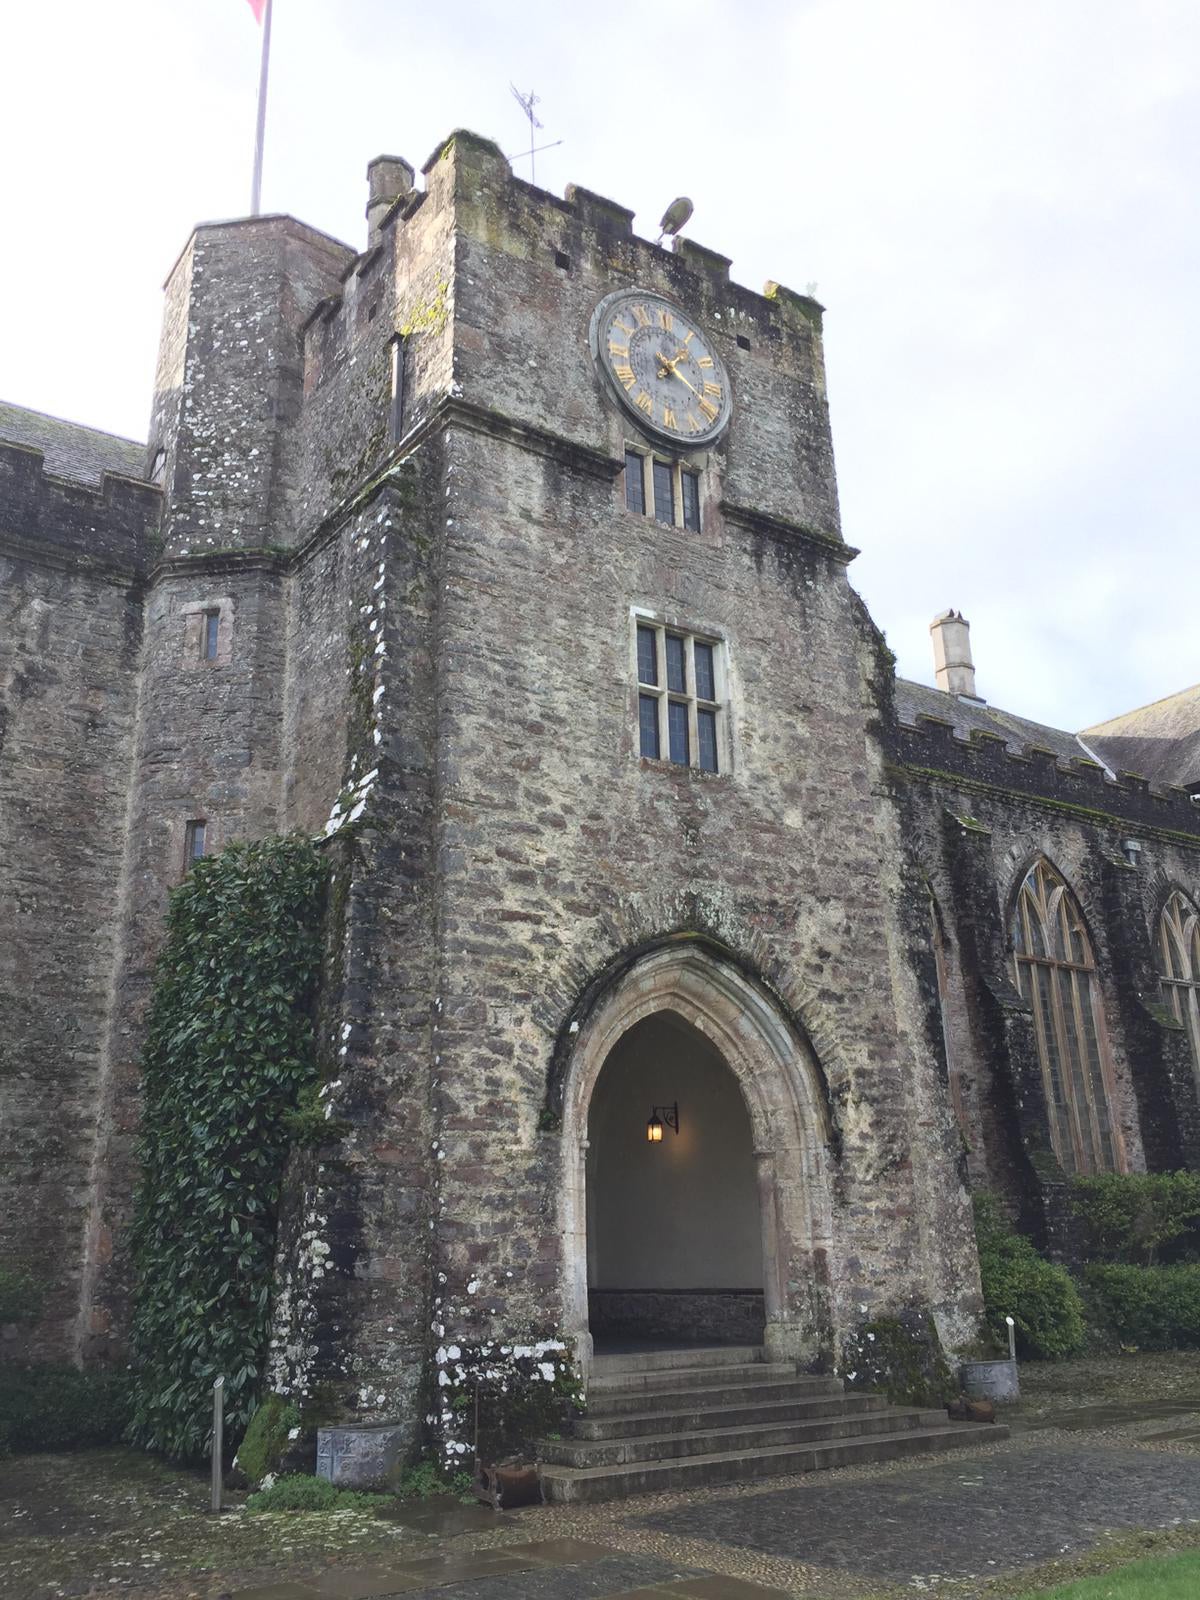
[0,443,159,1360]
[891,714,1200,1250]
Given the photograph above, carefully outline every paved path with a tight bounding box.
[222,1418,1200,1600]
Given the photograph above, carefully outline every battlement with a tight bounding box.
[303,127,825,367]
[0,436,161,577]
[894,708,1200,838]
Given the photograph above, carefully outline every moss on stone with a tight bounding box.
[236,1393,300,1484]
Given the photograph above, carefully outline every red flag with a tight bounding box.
[246,0,266,21]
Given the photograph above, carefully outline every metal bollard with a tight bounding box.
[211,1376,225,1513]
[1005,1314,1017,1364]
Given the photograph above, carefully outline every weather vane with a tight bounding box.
[509,84,562,185]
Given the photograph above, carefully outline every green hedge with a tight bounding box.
[126,836,327,1462]
[973,1194,1085,1359]
[1071,1172,1200,1265]
[1083,1264,1200,1350]
[0,1366,131,1456]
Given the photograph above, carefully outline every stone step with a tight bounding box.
[590,1345,768,1376]
[539,1421,1008,1504]
[574,1390,890,1441]
[541,1405,948,1467]
[586,1374,843,1416]
[588,1360,795,1394]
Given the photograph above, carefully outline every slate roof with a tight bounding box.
[895,678,1095,768]
[0,400,145,487]
[896,677,1200,796]
[1083,685,1200,793]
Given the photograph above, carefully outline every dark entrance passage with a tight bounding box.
[585,1011,765,1347]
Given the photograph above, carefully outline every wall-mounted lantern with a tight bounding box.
[647,1102,680,1143]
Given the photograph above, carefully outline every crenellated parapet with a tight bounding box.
[893,709,1200,840]
[0,438,160,578]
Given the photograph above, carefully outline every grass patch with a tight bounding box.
[245,1472,390,1513]
[1016,1550,1200,1596]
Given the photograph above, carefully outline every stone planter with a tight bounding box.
[960,1358,1019,1403]
[316,1422,406,1488]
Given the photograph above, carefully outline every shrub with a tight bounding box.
[245,1473,389,1513]
[1071,1172,1200,1265]
[0,1265,41,1325]
[126,836,327,1462]
[973,1194,1085,1359]
[1083,1264,1200,1350]
[0,1366,132,1453]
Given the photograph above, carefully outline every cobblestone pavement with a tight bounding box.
[219,1415,1200,1600]
[7,1387,1200,1598]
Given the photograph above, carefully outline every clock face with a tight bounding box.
[589,289,732,448]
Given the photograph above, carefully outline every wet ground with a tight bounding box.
[4,1352,1200,1600]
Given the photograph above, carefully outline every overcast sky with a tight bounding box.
[2,0,1195,731]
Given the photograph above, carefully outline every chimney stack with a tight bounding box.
[366,155,415,246]
[930,609,980,699]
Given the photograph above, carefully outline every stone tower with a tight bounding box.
[5,133,986,1443]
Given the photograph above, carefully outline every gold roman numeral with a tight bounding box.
[609,341,630,358]
[703,382,722,398]
[635,391,654,414]
[613,319,633,335]
[614,364,636,391]
[698,397,719,422]
[663,406,678,430]
[658,307,673,332]
[683,329,694,345]
[686,413,703,433]
[632,304,652,328]
[697,355,714,369]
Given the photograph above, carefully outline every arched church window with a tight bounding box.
[1158,891,1200,1084]
[1010,860,1121,1174]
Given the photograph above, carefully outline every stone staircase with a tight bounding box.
[538,1344,1005,1503]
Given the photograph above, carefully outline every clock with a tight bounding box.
[589,289,732,448]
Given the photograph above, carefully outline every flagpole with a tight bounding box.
[250,0,272,215]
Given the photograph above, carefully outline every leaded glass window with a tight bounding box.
[624,449,646,514]
[1010,860,1122,1175]
[1159,891,1200,1086]
[622,451,702,532]
[634,620,725,773]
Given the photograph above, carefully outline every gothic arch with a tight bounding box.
[1156,887,1200,1084]
[1007,856,1124,1174]
[557,942,835,1374]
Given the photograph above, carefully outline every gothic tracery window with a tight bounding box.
[1158,891,1200,1084]
[1010,860,1122,1175]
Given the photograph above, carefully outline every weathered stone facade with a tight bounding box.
[2,131,1198,1455]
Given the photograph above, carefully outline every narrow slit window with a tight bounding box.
[665,634,686,694]
[697,707,718,772]
[636,624,658,685]
[667,699,689,765]
[202,611,220,661]
[624,450,646,514]
[694,640,715,702]
[638,693,660,759]
[652,460,675,525]
[184,819,207,868]
[681,470,700,532]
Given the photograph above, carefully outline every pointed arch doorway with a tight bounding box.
[586,1011,765,1348]
[558,943,834,1375]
